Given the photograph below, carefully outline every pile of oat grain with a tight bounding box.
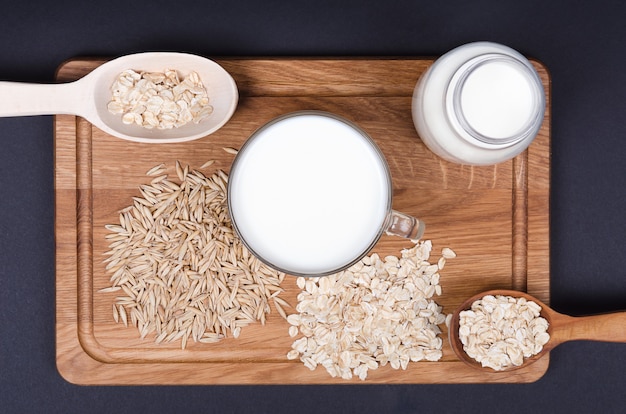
[101,160,289,348]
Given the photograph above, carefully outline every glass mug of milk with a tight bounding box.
[228,111,425,277]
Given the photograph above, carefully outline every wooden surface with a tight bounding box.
[55,57,551,384]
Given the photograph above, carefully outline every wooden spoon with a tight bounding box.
[449,289,626,371]
[0,52,238,143]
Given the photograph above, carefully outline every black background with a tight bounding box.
[1,1,626,413]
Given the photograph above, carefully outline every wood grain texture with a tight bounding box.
[55,57,551,384]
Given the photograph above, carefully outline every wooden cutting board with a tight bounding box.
[55,57,551,384]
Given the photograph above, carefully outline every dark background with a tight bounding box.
[1,1,625,413]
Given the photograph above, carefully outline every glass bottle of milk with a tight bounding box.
[412,42,546,165]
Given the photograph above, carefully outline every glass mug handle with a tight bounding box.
[384,210,425,240]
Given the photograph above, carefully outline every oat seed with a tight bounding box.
[200,160,215,169]
[222,147,239,155]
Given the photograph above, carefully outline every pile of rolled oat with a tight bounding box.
[458,294,550,370]
[287,241,456,380]
[107,69,213,130]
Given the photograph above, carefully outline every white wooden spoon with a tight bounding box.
[0,52,238,143]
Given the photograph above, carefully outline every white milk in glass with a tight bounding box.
[228,112,391,276]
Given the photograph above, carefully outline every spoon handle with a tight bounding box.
[553,311,626,345]
[0,81,83,117]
